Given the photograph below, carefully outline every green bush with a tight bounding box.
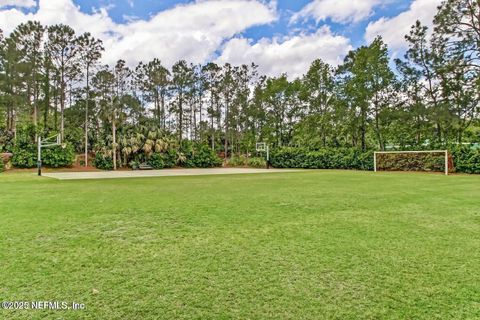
[129,160,140,170]
[162,149,177,168]
[227,155,266,168]
[147,153,165,169]
[0,157,4,173]
[227,155,248,167]
[190,144,222,168]
[12,147,36,168]
[247,157,267,168]
[13,144,75,169]
[42,144,75,168]
[93,153,114,170]
[180,142,222,168]
[270,147,373,171]
[451,146,480,174]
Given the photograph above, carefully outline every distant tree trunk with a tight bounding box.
[211,114,215,150]
[11,85,17,139]
[193,101,197,141]
[198,95,202,141]
[361,108,367,152]
[60,71,65,141]
[178,92,183,142]
[7,85,15,132]
[374,100,385,151]
[224,100,229,160]
[155,91,161,128]
[6,103,11,132]
[33,69,38,143]
[84,66,90,167]
[43,65,50,132]
[112,114,117,171]
[53,77,58,130]
[161,93,166,130]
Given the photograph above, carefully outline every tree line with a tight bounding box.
[0,0,478,169]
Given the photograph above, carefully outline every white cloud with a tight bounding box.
[291,0,384,24]
[0,0,277,67]
[365,0,442,51]
[216,26,352,79]
[108,0,277,66]
[0,0,35,8]
[0,0,115,36]
[0,0,354,78]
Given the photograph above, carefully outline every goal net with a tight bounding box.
[374,150,452,175]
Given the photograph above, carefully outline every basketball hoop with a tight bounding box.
[37,134,63,176]
[256,142,270,169]
[256,142,266,152]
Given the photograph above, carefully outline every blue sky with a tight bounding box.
[74,0,410,47]
[67,0,412,47]
[0,0,440,78]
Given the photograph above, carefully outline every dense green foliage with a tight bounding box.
[247,157,267,168]
[179,142,223,168]
[451,147,480,174]
[11,142,75,168]
[227,155,267,168]
[0,156,3,173]
[1,171,479,319]
[41,144,75,168]
[271,147,374,171]
[146,153,165,169]
[0,0,479,171]
[93,153,113,171]
[11,146,36,168]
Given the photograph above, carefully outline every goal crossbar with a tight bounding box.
[374,150,449,175]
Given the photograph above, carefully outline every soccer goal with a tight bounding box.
[374,150,450,175]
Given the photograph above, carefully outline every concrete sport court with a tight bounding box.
[42,168,301,180]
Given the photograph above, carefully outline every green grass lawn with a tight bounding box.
[0,171,479,319]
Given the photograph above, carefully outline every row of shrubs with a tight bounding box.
[7,141,223,170]
[226,155,267,168]
[270,147,374,170]
[269,146,480,174]
[11,145,75,168]
[5,143,480,174]
[94,142,223,170]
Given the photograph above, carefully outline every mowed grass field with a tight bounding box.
[0,171,479,319]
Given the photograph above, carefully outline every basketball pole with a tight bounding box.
[445,150,448,176]
[266,145,270,169]
[37,136,42,176]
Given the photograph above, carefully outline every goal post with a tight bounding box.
[374,150,450,175]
